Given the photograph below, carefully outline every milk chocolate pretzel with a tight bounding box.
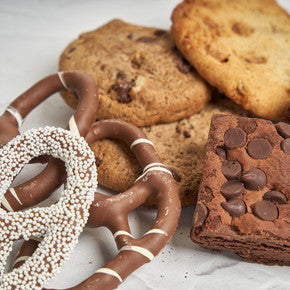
[0,71,98,212]
[0,126,98,289]
[14,119,181,289]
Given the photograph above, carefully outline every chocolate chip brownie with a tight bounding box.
[171,0,290,121]
[91,93,248,206]
[191,114,290,265]
[59,19,211,126]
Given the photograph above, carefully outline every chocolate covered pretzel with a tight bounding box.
[14,119,181,289]
[0,126,98,289]
[0,71,98,212]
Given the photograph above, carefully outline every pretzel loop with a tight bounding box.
[0,71,98,212]
[76,120,180,289]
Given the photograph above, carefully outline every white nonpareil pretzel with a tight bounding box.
[0,126,98,289]
[0,71,99,213]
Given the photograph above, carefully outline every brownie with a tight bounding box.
[191,114,290,266]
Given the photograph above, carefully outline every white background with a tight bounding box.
[0,0,289,289]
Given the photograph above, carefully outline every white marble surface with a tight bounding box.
[0,0,289,289]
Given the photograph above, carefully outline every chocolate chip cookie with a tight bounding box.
[59,19,211,126]
[171,0,290,121]
[91,92,249,206]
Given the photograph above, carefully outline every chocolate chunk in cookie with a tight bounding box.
[112,81,132,103]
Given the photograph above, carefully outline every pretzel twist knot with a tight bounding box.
[14,119,181,289]
[0,126,98,289]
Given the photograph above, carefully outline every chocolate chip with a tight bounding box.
[154,29,167,36]
[252,200,278,221]
[224,128,247,149]
[216,146,227,161]
[263,190,287,204]
[247,138,272,159]
[240,168,267,191]
[137,36,157,42]
[112,81,132,103]
[95,157,102,167]
[176,57,191,74]
[169,167,182,182]
[68,47,76,54]
[281,138,290,154]
[221,198,246,217]
[275,122,290,138]
[192,202,208,227]
[183,130,191,138]
[221,161,242,180]
[116,71,126,80]
[221,180,245,199]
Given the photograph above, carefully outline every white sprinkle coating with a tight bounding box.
[0,126,97,289]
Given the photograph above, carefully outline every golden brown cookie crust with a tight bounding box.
[91,93,249,206]
[171,0,290,121]
[59,19,211,126]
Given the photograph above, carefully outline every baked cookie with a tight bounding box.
[91,93,249,206]
[59,19,211,127]
[171,0,290,121]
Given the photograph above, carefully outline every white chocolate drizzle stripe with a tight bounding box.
[119,246,154,261]
[69,116,80,137]
[58,71,69,90]
[95,268,123,282]
[135,166,173,183]
[13,256,30,267]
[130,138,153,149]
[143,162,166,173]
[6,106,23,128]
[8,188,22,205]
[113,230,133,239]
[143,229,168,236]
[1,196,14,212]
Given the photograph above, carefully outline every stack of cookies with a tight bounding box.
[59,0,289,265]
[60,19,247,207]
